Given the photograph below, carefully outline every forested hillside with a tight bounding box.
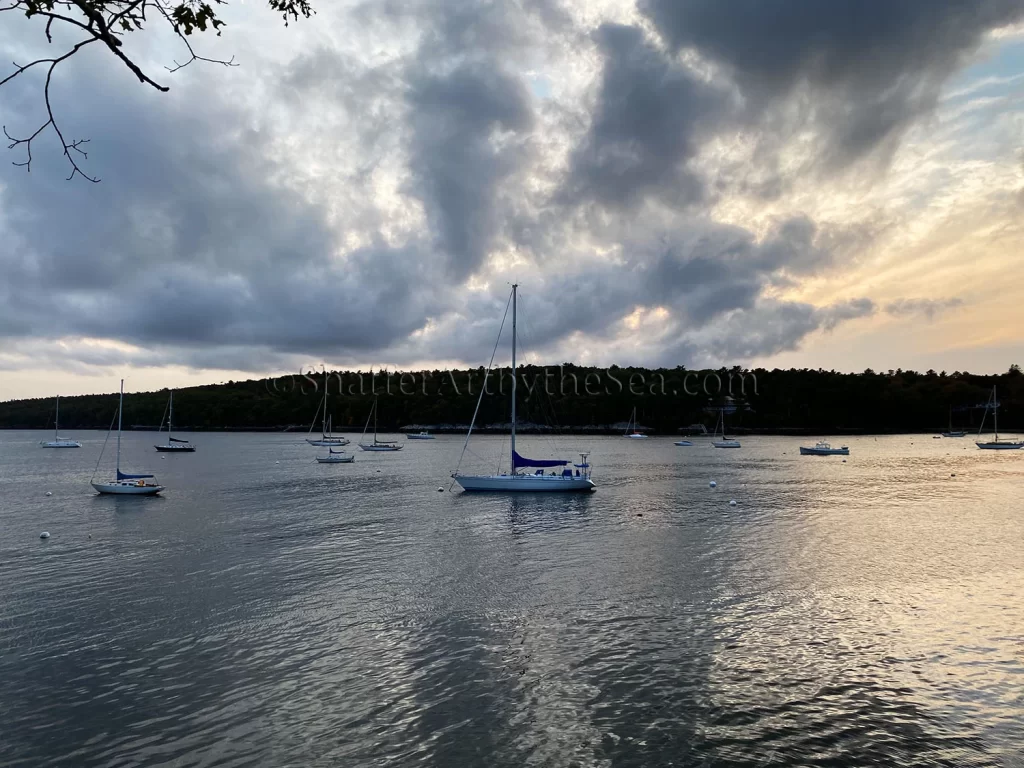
[2,365,1022,434]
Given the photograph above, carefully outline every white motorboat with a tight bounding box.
[154,390,195,452]
[976,386,1024,449]
[358,396,402,452]
[711,408,741,448]
[406,431,435,440]
[316,447,354,463]
[799,440,849,456]
[623,407,648,438]
[306,372,350,446]
[451,284,595,492]
[40,395,81,448]
[91,380,164,495]
[674,440,693,446]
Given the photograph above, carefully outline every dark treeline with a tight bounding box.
[2,364,1023,434]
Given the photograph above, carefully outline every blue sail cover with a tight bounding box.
[117,470,154,480]
[512,451,569,469]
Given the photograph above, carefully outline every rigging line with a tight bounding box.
[450,288,514,487]
[158,395,169,434]
[90,408,119,483]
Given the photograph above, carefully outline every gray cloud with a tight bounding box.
[564,22,731,210]
[0,0,999,379]
[639,0,1024,168]
[885,297,965,320]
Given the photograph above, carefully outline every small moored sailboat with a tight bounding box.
[711,409,741,448]
[623,407,648,438]
[407,431,435,440]
[359,396,402,451]
[316,447,354,463]
[451,284,595,492]
[941,406,966,438]
[40,395,81,448]
[976,386,1024,450]
[306,371,350,447]
[154,390,195,452]
[92,380,164,495]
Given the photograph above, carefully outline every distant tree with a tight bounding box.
[1,0,313,181]
[1010,364,1022,376]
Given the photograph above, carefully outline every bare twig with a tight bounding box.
[2,38,100,181]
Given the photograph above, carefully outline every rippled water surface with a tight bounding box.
[2,431,1023,767]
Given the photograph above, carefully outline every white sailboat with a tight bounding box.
[306,371,350,446]
[40,395,81,448]
[711,408,741,448]
[407,431,435,440]
[316,447,354,463]
[623,407,648,438]
[358,396,402,451]
[91,380,165,495]
[154,390,195,452]
[976,386,1023,450]
[941,406,966,438]
[451,284,595,492]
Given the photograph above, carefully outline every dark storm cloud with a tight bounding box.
[564,22,731,209]
[885,297,965,320]
[407,64,534,279]
[0,47,443,363]
[639,0,1024,167]
[0,0,972,377]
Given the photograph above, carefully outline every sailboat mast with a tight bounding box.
[322,370,328,438]
[994,386,999,440]
[168,390,174,440]
[116,379,123,475]
[511,284,517,475]
[55,396,59,439]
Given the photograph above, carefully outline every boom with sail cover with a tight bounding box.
[512,451,569,469]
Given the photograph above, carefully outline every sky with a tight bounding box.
[1,0,1023,400]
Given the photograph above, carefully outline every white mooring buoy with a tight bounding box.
[45,491,52,497]
[709,481,717,488]
[729,500,737,507]
[40,531,50,539]
[437,487,444,492]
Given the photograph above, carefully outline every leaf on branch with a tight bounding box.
[171,1,226,36]
[268,0,313,25]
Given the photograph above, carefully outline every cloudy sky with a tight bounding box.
[1,0,1023,400]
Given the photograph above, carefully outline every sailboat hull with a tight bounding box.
[976,442,1024,450]
[359,444,403,451]
[306,438,350,446]
[155,444,195,452]
[713,441,741,448]
[406,434,435,440]
[316,455,355,463]
[453,474,595,492]
[91,481,164,495]
[41,440,81,448]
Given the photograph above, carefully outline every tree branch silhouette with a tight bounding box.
[0,0,313,181]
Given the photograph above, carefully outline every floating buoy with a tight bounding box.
[636,513,643,517]
[88,534,92,538]
[951,473,956,477]
[45,491,52,497]
[39,532,50,539]
[709,481,717,488]
[437,487,443,492]
[842,459,847,463]
[729,500,737,506]
[275,461,280,464]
